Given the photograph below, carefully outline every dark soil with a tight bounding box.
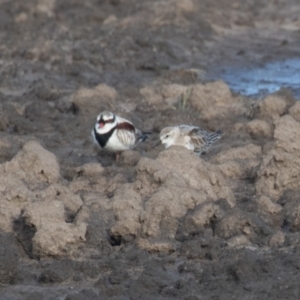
[1,0,300,299]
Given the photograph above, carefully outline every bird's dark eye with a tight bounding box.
[165,135,169,138]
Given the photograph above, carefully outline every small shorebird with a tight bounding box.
[92,111,149,160]
[160,125,222,155]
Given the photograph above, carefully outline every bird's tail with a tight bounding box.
[139,130,152,142]
[209,130,223,143]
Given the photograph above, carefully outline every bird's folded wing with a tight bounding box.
[116,129,136,147]
[188,128,207,151]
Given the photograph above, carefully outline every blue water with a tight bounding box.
[209,58,300,98]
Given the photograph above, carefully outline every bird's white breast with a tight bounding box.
[104,130,133,152]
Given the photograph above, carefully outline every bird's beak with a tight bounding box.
[152,139,162,148]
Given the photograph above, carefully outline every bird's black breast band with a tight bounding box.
[94,127,116,148]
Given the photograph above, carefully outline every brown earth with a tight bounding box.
[1,0,300,299]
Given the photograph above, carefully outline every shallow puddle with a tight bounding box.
[208,58,300,98]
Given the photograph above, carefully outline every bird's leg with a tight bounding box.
[114,152,121,162]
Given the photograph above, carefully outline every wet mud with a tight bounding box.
[1,0,300,299]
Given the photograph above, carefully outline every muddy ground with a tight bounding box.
[1,0,300,299]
